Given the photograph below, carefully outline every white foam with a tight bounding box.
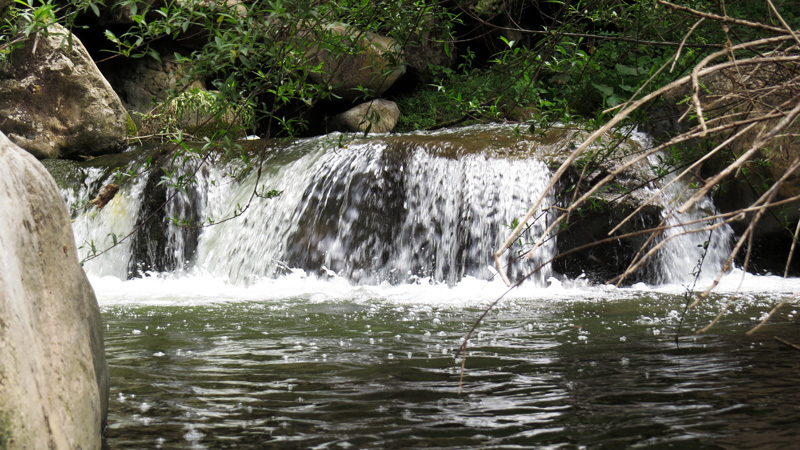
[91,266,800,308]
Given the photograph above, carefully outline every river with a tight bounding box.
[47,125,799,448]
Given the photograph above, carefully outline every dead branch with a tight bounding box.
[774,335,800,350]
[657,1,788,35]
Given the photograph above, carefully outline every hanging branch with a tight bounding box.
[491,2,800,335]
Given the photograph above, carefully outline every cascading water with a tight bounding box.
[66,165,149,279]
[633,132,734,284]
[55,125,733,287]
[189,131,557,285]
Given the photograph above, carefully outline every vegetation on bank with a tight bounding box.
[4,0,793,138]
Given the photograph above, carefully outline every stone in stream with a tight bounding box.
[0,131,109,448]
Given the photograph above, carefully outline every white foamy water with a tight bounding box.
[89,267,800,308]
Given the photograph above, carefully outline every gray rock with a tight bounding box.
[307,23,405,101]
[403,17,455,78]
[0,131,109,448]
[0,24,127,159]
[103,49,204,115]
[327,99,400,134]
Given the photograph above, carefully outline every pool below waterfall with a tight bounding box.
[98,273,800,449]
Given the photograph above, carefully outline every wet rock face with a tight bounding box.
[552,171,663,284]
[0,24,127,159]
[0,131,109,448]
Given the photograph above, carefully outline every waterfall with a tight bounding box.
[192,134,556,285]
[67,166,149,279]
[59,128,556,285]
[635,132,734,284]
[54,125,733,287]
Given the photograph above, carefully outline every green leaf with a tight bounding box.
[104,29,119,44]
[592,82,613,97]
[148,49,162,63]
[615,63,639,76]
[606,94,623,107]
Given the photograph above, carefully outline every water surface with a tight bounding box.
[100,275,800,449]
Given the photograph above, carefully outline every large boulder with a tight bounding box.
[307,23,405,101]
[0,131,109,448]
[0,24,127,159]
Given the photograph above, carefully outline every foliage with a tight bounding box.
[138,88,253,139]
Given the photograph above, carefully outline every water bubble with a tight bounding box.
[183,425,204,444]
[619,336,627,342]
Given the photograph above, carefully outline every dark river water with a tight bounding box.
[100,287,800,449]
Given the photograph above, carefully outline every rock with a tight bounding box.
[327,99,400,134]
[89,183,120,209]
[307,23,405,101]
[0,131,109,448]
[101,50,203,116]
[0,24,128,159]
[402,16,455,78]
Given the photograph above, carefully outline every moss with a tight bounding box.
[40,159,85,190]
[125,113,138,137]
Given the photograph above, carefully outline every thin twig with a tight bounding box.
[774,336,800,350]
[747,301,787,335]
[657,1,788,35]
